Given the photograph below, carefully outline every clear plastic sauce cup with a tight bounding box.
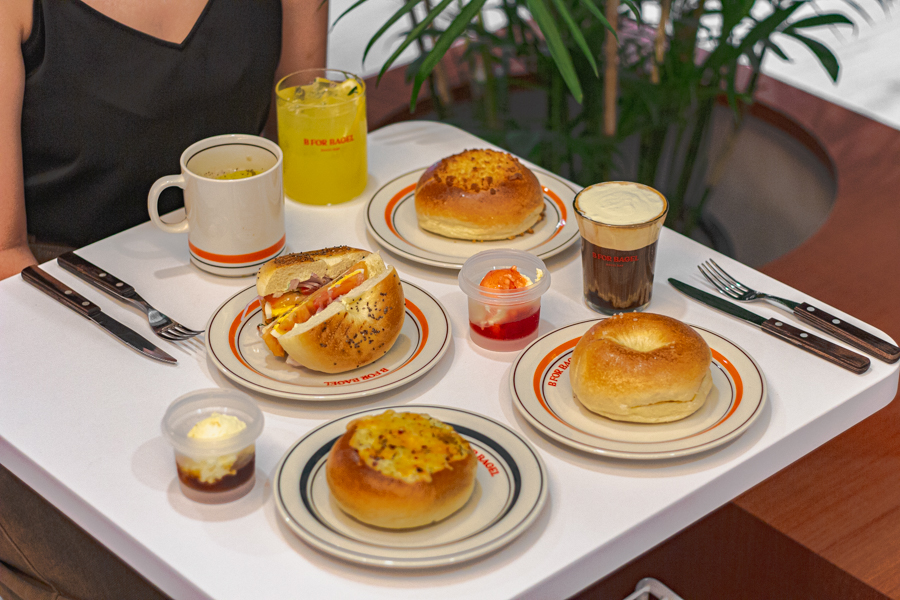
[161,389,264,500]
[459,249,551,352]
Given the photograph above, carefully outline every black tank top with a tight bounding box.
[21,0,282,248]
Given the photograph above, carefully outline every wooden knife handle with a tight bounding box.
[57,251,135,300]
[793,302,900,364]
[762,318,870,374]
[21,265,101,319]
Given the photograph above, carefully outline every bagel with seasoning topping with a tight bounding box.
[256,247,405,374]
[414,149,544,240]
[570,313,713,423]
[326,410,478,529]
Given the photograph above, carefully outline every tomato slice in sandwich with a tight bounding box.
[261,261,370,357]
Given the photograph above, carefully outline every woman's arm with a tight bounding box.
[263,0,330,141]
[0,1,36,280]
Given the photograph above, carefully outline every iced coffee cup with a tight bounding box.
[574,182,668,314]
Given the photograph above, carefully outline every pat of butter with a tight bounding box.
[188,413,247,440]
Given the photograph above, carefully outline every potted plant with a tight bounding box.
[341,0,855,241]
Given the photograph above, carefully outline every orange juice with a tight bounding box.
[276,70,367,205]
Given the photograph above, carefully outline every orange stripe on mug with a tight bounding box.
[385,183,417,240]
[191,235,286,265]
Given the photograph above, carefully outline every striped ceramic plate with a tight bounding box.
[274,405,548,568]
[365,168,580,269]
[205,281,450,401]
[509,319,767,459]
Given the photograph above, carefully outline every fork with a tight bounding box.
[57,252,203,341]
[699,258,899,363]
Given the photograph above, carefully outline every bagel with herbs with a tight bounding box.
[256,246,405,374]
[326,410,477,529]
[570,313,713,423]
[414,149,544,240]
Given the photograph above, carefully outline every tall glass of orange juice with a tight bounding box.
[275,69,367,205]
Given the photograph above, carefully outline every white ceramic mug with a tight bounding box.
[148,134,286,277]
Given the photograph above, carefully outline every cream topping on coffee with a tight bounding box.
[576,182,665,225]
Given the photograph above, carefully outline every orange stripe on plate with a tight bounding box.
[394,298,429,372]
[532,187,567,248]
[533,337,580,426]
[385,184,417,241]
[191,235,285,265]
[685,349,744,438]
[230,299,260,372]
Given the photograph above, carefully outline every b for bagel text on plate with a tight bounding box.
[547,357,572,387]
[324,367,390,386]
[472,448,500,477]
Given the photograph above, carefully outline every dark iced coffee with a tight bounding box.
[574,182,667,314]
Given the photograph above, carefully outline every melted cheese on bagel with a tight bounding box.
[349,411,472,484]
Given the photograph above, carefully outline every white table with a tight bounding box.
[1,121,897,600]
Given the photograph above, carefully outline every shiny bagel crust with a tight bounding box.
[325,420,477,529]
[570,313,713,423]
[414,149,544,240]
[274,253,405,373]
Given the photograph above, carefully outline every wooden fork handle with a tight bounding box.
[762,319,871,374]
[58,251,136,301]
[792,302,900,364]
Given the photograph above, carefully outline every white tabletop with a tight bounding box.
[1,121,897,600]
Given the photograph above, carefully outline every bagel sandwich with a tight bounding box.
[326,410,477,529]
[256,247,405,374]
[570,313,713,423]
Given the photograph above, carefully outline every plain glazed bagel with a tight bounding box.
[326,410,477,529]
[570,313,713,423]
[414,149,544,240]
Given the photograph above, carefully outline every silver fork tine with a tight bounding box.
[699,263,741,299]
[707,259,751,294]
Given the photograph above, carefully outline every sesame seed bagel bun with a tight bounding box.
[326,411,477,529]
[273,252,404,373]
[256,246,369,302]
[414,149,544,240]
[570,313,713,423]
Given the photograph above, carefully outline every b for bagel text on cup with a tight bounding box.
[459,250,551,352]
[147,134,285,277]
[574,182,668,314]
[276,69,367,205]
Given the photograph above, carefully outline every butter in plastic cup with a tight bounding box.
[161,389,264,501]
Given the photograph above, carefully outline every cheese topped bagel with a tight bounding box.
[326,410,477,529]
[414,149,544,240]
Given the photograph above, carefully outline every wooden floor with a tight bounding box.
[367,68,900,598]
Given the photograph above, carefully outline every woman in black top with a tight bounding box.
[0,2,325,598]
[0,0,328,279]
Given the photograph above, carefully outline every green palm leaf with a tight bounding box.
[782,30,840,81]
[409,0,489,110]
[377,0,456,83]
[363,0,422,65]
[551,0,599,76]
[527,0,584,103]
[576,0,617,36]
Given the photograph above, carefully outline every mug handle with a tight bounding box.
[147,174,189,233]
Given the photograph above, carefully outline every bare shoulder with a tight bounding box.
[1,0,34,44]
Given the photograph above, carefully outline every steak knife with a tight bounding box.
[669,278,869,374]
[21,266,177,364]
